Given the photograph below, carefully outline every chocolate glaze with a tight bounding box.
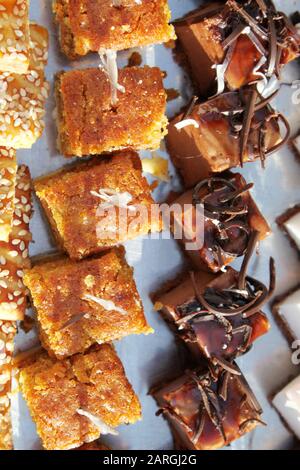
[153,363,264,450]
[155,267,270,366]
[174,0,300,96]
[170,173,270,272]
[167,91,284,188]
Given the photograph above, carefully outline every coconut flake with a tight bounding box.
[211,42,235,97]
[76,409,119,436]
[112,0,142,5]
[90,188,136,212]
[175,119,199,130]
[98,49,125,105]
[82,294,127,315]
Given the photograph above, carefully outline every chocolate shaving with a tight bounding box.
[176,311,214,327]
[239,417,266,434]
[238,230,260,290]
[183,96,198,120]
[255,0,267,15]
[222,23,250,49]
[267,12,278,77]
[193,177,248,220]
[190,237,275,320]
[237,376,263,414]
[227,0,268,40]
[242,257,275,318]
[195,380,226,442]
[240,88,258,167]
[275,45,283,77]
[258,122,267,168]
[232,324,253,351]
[254,88,279,111]
[265,113,291,156]
[192,409,205,445]
[218,370,231,401]
[219,183,253,203]
[158,406,194,435]
[212,355,241,375]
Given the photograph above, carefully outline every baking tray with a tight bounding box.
[11,0,300,450]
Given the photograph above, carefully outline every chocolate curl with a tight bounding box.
[240,88,258,167]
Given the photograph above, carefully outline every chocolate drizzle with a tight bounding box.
[228,0,299,80]
[240,88,258,166]
[157,365,263,446]
[172,233,275,371]
[218,89,290,168]
[189,231,276,320]
[192,176,252,260]
[182,95,198,120]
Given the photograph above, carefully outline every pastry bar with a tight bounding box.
[0,23,49,149]
[0,147,17,242]
[152,363,264,450]
[0,319,16,450]
[19,344,141,450]
[55,66,167,157]
[272,375,300,440]
[174,0,300,96]
[170,173,270,272]
[272,284,300,345]
[0,165,32,322]
[167,90,287,187]
[53,0,175,59]
[277,205,300,252]
[0,0,30,74]
[154,259,273,368]
[34,152,162,260]
[23,248,153,359]
[0,165,32,450]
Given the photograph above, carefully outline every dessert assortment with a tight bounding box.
[0,0,299,451]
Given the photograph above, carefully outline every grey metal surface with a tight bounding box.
[12,0,300,450]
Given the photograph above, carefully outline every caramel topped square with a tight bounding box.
[175,1,300,96]
[170,173,270,272]
[19,344,141,450]
[56,66,167,157]
[154,267,270,364]
[153,364,263,450]
[23,248,153,359]
[53,0,175,59]
[34,152,162,260]
[167,91,282,188]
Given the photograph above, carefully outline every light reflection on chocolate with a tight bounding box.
[171,173,270,272]
[153,364,264,450]
[173,1,300,96]
[167,91,285,188]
